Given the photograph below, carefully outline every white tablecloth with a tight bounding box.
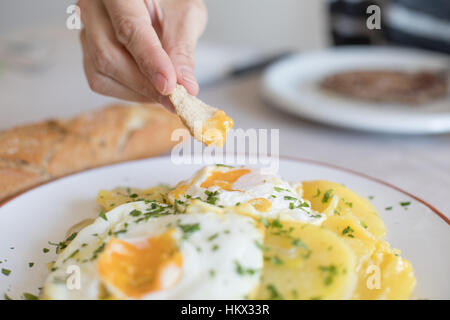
[1,28,449,217]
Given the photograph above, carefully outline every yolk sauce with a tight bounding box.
[97,229,182,298]
[202,111,234,147]
[200,169,251,191]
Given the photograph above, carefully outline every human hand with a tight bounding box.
[78,0,207,110]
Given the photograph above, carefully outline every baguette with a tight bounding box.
[0,103,185,202]
[169,84,233,147]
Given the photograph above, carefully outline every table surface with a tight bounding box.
[1,28,449,218]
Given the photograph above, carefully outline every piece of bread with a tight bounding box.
[169,84,233,147]
[0,103,185,202]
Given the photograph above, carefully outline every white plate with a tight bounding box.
[262,46,450,134]
[0,156,448,299]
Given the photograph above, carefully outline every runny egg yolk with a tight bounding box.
[169,182,192,200]
[248,198,273,212]
[97,229,182,299]
[202,110,234,147]
[200,169,251,191]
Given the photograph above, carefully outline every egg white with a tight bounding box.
[169,165,325,224]
[42,201,263,300]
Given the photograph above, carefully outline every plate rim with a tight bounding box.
[1,154,448,226]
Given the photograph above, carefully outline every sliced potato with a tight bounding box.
[321,212,415,299]
[322,214,377,272]
[97,185,171,212]
[352,241,416,300]
[302,180,386,239]
[256,221,357,300]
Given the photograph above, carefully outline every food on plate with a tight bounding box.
[42,165,415,300]
[169,84,233,147]
[42,202,263,300]
[320,70,448,104]
[0,103,184,202]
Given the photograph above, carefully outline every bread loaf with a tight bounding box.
[0,103,185,202]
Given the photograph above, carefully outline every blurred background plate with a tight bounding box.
[262,46,450,134]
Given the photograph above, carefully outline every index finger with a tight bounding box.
[103,0,176,95]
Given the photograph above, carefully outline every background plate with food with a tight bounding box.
[262,46,450,134]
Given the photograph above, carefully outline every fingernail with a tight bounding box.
[152,72,168,95]
[180,66,197,86]
[160,95,176,113]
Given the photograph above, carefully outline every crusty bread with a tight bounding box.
[169,84,233,147]
[0,103,185,202]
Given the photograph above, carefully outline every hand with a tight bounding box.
[78,0,207,110]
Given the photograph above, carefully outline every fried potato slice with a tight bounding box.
[302,180,386,239]
[97,185,171,211]
[351,241,416,300]
[256,221,357,300]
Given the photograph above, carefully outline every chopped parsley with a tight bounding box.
[42,248,49,253]
[129,209,142,217]
[360,221,368,229]
[205,190,219,205]
[313,189,321,198]
[319,265,338,286]
[260,218,270,228]
[99,210,107,221]
[1,268,11,276]
[208,233,219,241]
[215,164,234,168]
[400,201,411,207]
[91,243,106,261]
[23,292,38,300]
[64,249,80,262]
[48,232,78,254]
[385,206,393,211]
[235,261,257,276]
[267,284,283,300]
[178,223,200,239]
[292,238,309,250]
[322,189,333,203]
[254,240,269,252]
[28,262,34,268]
[113,229,127,236]
[342,225,355,238]
[270,256,284,265]
[274,187,288,192]
[66,233,77,242]
[271,219,283,229]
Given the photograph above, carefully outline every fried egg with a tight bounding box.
[42,201,263,300]
[168,165,324,224]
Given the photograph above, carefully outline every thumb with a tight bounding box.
[161,0,207,96]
